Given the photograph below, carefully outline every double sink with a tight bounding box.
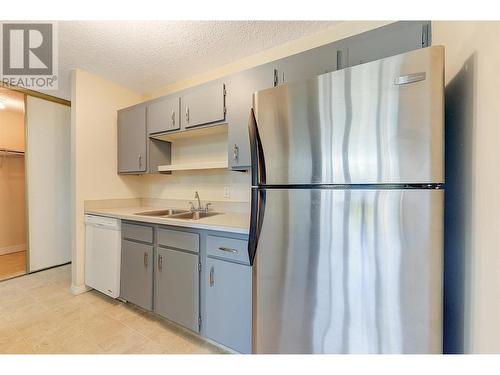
[135,208,221,221]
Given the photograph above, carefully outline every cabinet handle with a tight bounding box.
[273,69,279,87]
[185,107,190,124]
[282,72,285,84]
[158,254,163,271]
[218,246,238,254]
[171,110,175,126]
[138,154,142,167]
[233,144,239,161]
[209,266,214,287]
[144,252,148,267]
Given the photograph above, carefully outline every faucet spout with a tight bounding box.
[194,191,202,210]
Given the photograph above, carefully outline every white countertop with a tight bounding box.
[85,206,250,235]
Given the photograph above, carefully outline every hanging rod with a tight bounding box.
[0,148,25,156]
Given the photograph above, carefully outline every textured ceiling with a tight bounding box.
[42,21,338,100]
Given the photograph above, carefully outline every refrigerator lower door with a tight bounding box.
[253,188,443,354]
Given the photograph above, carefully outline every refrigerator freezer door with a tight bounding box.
[252,46,444,185]
[253,188,443,353]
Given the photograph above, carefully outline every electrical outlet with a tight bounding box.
[223,186,230,199]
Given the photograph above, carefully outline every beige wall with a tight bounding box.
[70,69,143,293]
[433,21,500,353]
[0,94,26,254]
[0,109,25,152]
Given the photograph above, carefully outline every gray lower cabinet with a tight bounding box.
[154,247,200,332]
[181,82,226,129]
[205,257,252,353]
[120,239,154,310]
[148,96,181,134]
[117,105,147,173]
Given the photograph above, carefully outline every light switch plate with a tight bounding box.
[223,186,230,199]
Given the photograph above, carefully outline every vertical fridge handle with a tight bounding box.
[248,188,266,266]
[248,108,266,186]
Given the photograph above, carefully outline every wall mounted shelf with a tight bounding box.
[158,160,228,173]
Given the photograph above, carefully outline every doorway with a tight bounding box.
[0,87,27,281]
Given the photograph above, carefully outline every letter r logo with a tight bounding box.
[2,23,53,75]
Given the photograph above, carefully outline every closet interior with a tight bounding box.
[0,87,27,281]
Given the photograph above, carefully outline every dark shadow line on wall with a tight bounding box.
[443,52,476,354]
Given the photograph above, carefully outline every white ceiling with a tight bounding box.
[42,21,338,100]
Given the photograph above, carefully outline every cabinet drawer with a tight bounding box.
[122,222,153,244]
[157,227,199,253]
[206,235,249,264]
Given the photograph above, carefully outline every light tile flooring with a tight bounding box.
[0,251,26,281]
[0,264,225,354]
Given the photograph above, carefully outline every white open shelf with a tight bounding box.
[158,160,228,172]
[155,123,229,173]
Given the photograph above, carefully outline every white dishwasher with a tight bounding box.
[85,214,121,298]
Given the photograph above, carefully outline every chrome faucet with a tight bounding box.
[189,191,212,213]
[194,191,202,210]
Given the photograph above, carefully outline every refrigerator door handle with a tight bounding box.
[248,108,266,186]
[248,188,266,265]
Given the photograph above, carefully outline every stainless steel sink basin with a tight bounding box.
[135,209,190,217]
[168,211,221,220]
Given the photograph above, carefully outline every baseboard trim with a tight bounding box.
[0,244,26,256]
[70,283,92,295]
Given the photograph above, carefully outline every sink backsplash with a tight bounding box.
[84,197,250,214]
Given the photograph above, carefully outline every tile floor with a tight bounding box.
[0,264,225,354]
[0,251,26,281]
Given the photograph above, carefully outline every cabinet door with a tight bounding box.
[181,82,225,129]
[346,21,430,67]
[205,257,252,353]
[120,240,153,310]
[117,106,147,173]
[226,65,272,169]
[148,96,180,134]
[154,247,199,332]
[275,41,345,85]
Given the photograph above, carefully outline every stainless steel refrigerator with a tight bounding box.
[248,46,444,354]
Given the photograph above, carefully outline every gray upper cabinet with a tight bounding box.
[120,239,154,310]
[148,96,180,134]
[346,21,431,67]
[274,41,345,86]
[154,247,199,332]
[226,64,272,169]
[117,21,430,174]
[205,257,252,353]
[117,105,147,173]
[181,82,226,129]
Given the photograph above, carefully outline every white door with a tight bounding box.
[26,96,71,272]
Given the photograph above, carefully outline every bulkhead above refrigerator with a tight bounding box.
[251,45,444,186]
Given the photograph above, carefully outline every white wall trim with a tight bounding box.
[70,283,92,295]
[0,243,26,256]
